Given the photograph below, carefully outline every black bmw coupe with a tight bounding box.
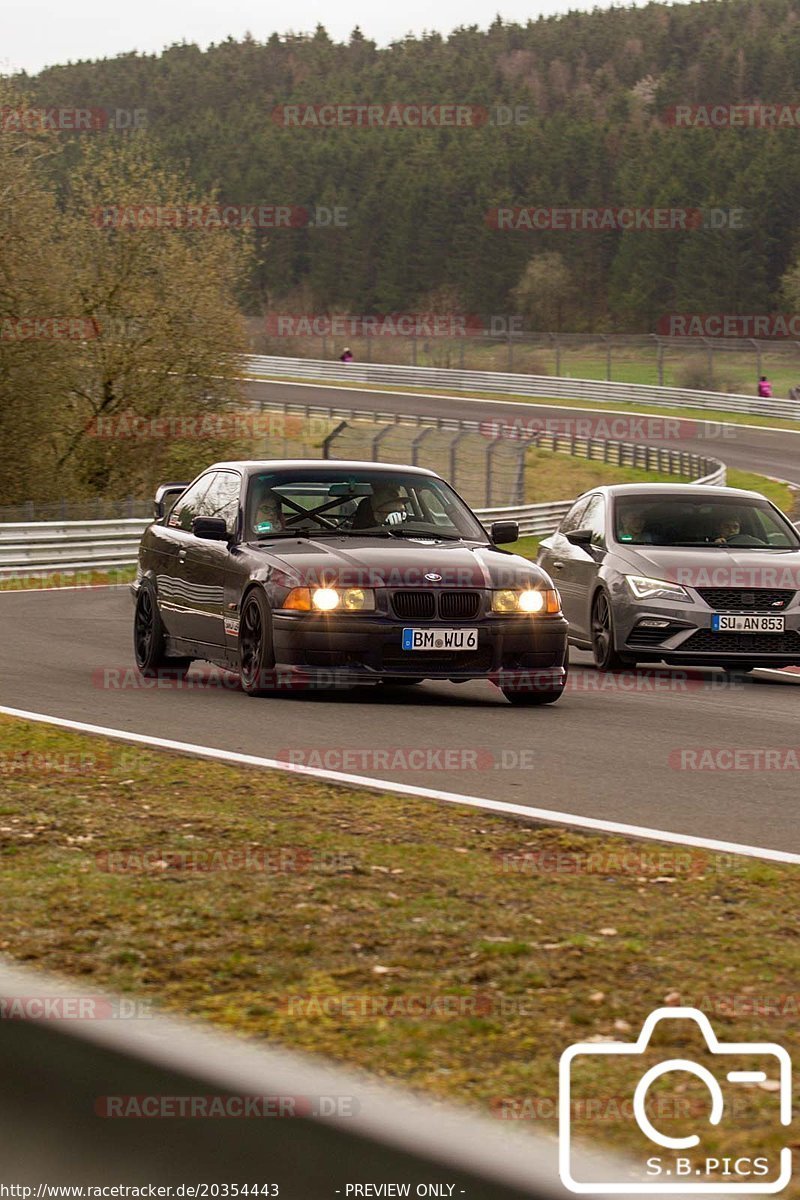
[132,460,568,705]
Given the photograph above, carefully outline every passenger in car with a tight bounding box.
[617,510,659,543]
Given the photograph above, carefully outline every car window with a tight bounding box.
[581,495,606,547]
[245,469,487,539]
[612,495,800,548]
[168,474,214,531]
[198,470,241,534]
[559,496,591,534]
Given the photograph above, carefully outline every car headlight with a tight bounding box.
[625,575,689,602]
[491,588,561,614]
[282,587,376,612]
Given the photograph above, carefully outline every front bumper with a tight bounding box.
[271,611,569,683]
[617,596,800,665]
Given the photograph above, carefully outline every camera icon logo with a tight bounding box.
[559,1007,791,1193]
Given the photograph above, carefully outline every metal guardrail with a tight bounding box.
[243,353,800,420]
[0,519,152,576]
[0,958,645,1194]
[0,406,726,575]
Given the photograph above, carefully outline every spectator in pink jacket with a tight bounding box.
[757,375,773,398]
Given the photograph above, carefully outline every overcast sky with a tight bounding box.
[3,0,628,76]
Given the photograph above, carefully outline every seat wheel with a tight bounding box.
[591,591,633,672]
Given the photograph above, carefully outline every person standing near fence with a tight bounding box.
[757,375,773,398]
[339,347,354,363]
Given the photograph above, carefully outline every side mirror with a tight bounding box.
[154,482,189,522]
[566,529,594,547]
[192,516,229,542]
[490,520,519,545]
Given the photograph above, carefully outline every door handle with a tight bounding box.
[178,550,187,564]
[551,560,564,570]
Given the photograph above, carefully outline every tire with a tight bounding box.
[133,581,191,677]
[238,588,276,696]
[591,590,633,672]
[721,663,755,674]
[501,659,568,707]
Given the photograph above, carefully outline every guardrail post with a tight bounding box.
[410,427,437,466]
[448,430,473,491]
[322,420,348,459]
[371,425,395,462]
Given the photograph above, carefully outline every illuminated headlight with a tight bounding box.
[311,587,375,612]
[312,587,340,611]
[282,587,376,612]
[625,575,689,602]
[492,588,561,614]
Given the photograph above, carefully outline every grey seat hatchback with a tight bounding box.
[536,484,800,671]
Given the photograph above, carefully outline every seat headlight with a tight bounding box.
[625,575,689,602]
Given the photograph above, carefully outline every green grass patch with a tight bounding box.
[726,470,797,514]
[506,535,540,560]
[0,715,798,1175]
[524,447,675,503]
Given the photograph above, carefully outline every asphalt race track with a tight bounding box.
[2,585,800,856]
[244,377,800,487]
[3,378,800,859]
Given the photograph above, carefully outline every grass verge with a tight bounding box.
[524,447,676,503]
[0,714,798,1178]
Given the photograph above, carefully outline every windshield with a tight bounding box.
[245,468,487,541]
[613,495,800,549]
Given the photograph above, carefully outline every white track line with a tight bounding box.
[243,376,800,440]
[2,704,798,866]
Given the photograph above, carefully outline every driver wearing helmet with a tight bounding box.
[253,488,284,534]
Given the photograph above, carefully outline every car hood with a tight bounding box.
[245,536,552,589]
[612,544,800,590]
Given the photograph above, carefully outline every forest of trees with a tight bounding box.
[13,0,800,330]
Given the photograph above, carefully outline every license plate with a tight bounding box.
[402,627,478,651]
[711,614,785,633]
